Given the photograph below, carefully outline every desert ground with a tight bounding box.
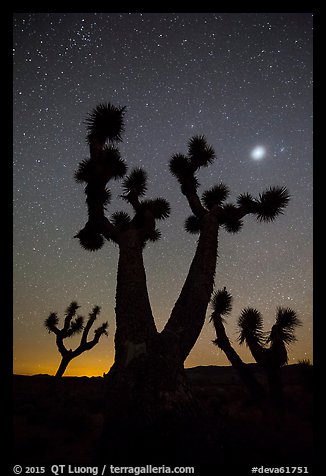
[12,364,313,472]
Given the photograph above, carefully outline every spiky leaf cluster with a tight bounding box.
[147,228,161,242]
[236,193,257,213]
[102,146,127,178]
[95,322,109,337]
[268,307,301,345]
[255,186,290,222]
[202,183,229,210]
[75,147,127,184]
[184,215,202,234]
[140,198,171,220]
[85,186,112,207]
[75,159,93,184]
[169,154,199,193]
[65,301,80,317]
[111,199,169,245]
[89,305,101,320]
[169,154,192,178]
[220,204,243,233]
[86,103,125,144]
[75,227,104,251]
[122,167,148,198]
[66,316,84,337]
[211,288,233,316]
[44,312,59,333]
[111,211,132,231]
[238,308,265,346]
[187,135,215,169]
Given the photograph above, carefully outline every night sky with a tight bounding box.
[13,12,313,376]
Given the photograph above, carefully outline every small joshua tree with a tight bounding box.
[44,301,109,377]
[209,287,265,401]
[238,306,301,406]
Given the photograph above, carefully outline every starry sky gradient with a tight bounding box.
[13,12,313,376]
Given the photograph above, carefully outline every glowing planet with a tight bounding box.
[251,146,266,160]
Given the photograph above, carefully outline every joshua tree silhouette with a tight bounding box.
[238,306,301,406]
[44,301,108,377]
[74,102,290,458]
[210,287,265,401]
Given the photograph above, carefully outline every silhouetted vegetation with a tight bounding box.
[238,305,301,407]
[74,101,290,459]
[210,287,265,401]
[297,359,313,391]
[210,288,304,408]
[44,301,108,377]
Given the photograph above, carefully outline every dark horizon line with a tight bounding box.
[13,360,312,378]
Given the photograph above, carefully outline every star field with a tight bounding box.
[13,12,313,376]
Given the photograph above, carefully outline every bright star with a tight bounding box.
[251,146,266,160]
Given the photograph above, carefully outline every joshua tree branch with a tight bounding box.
[81,317,96,346]
[162,212,219,361]
[139,210,156,241]
[56,332,69,357]
[72,335,100,358]
[123,189,142,212]
[49,325,60,337]
[245,335,267,366]
[211,313,265,400]
[184,186,207,218]
[84,184,119,240]
[100,217,121,243]
[63,315,74,336]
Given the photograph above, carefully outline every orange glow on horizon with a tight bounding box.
[13,317,313,377]
[13,351,313,377]
[13,359,114,377]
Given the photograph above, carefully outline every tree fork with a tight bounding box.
[210,288,266,401]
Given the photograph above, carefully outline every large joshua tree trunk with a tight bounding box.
[113,213,218,387]
[101,219,219,462]
[113,230,157,368]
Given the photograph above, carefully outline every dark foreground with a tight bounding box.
[12,364,313,474]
